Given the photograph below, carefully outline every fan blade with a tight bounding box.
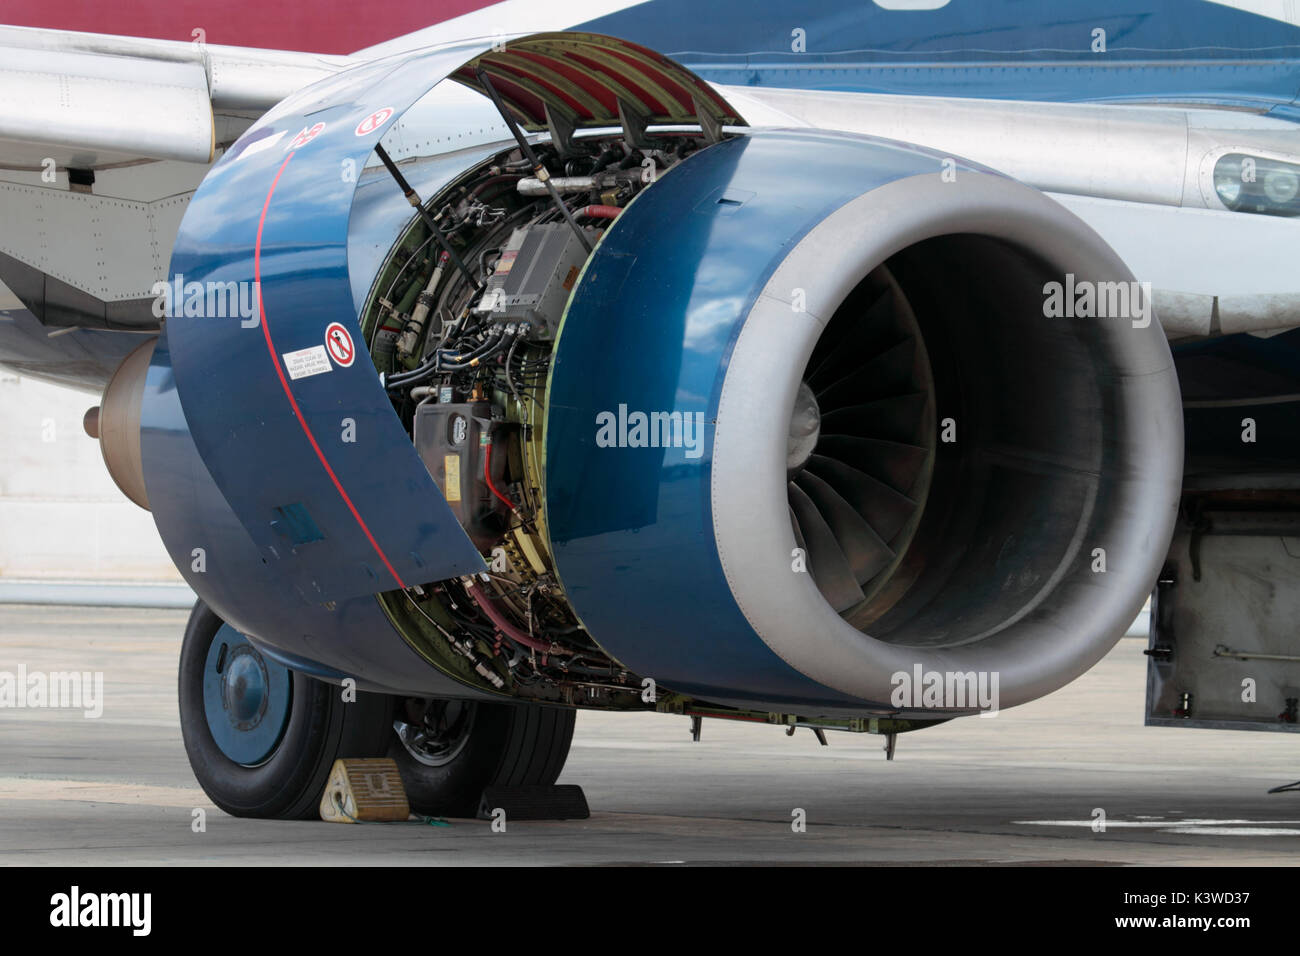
[817,435,929,495]
[804,454,918,544]
[805,289,896,391]
[818,392,929,445]
[816,337,917,411]
[788,483,865,612]
[795,472,895,585]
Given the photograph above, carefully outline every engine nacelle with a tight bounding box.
[545,130,1183,716]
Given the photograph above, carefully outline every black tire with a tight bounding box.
[387,698,576,817]
[178,601,393,820]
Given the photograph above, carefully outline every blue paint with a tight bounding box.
[272,503,325,545]
[580,0,1300,114]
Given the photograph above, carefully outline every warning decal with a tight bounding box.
[287,122,325,151]
[283,345,332,380]
[355,107,395,137]
[444,454,462,503]
[325,322,356,368]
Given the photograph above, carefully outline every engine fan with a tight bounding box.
[787,265,935,615]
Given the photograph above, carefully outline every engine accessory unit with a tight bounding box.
[413,400,509,550]
[474,224,599,338]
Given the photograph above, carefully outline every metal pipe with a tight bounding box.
[1214,644,1300,664]
[516,176,595,196]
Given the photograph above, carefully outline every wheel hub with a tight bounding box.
[394,699,476,768]
[203,623,292,767]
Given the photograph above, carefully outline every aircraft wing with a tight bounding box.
[0,25,354,167]
[0,26,358,387]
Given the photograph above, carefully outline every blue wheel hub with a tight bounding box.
[203,623,292,766]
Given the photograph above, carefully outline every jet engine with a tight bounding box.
[99,33,1182,726]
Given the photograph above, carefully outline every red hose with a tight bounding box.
[477,443,579,659]
[577,204,622,220]
[484,440,515,512]
[466,580,571,656]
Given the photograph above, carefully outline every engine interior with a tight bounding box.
[363,132,712,709]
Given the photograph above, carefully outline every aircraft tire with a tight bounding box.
[178,600,392,820]
[387,697,575,818]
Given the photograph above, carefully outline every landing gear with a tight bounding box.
[179,601,576,820]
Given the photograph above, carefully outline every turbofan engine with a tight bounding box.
[99,33,1181,727]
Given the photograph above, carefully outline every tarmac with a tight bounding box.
[2,604,1298,865]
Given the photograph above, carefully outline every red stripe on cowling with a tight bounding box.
[254,151,407,591]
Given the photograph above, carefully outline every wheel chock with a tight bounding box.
[319,758,411,823]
